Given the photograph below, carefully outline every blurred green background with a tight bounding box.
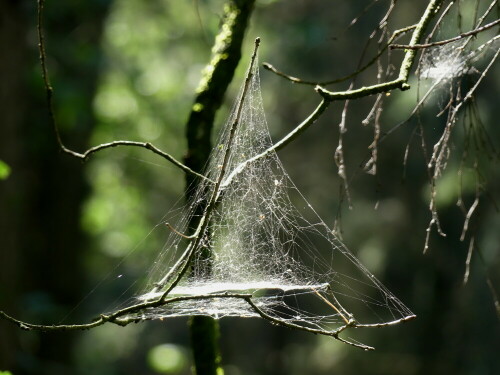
[0,0,499,374]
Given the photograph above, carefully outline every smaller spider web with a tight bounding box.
[419,40,469,81]
[123,57,414,336]
[419,34,500,83]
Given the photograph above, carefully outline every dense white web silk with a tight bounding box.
[126,58,414,338]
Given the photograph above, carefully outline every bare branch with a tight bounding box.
[463,237,475,284]
[354,315,417,328]
[243,297,375,351]
[0,293,252,331]
[475,244,500,319]
[460,197,479,241]
[84,141,212,182]
[316,78,408,100]
[390,18,500,50]
[318,0,445,101]
[36,0,207,182]
[245,296,416,350]
[263,25,416,86]
[221,1,446,195]
[221,99,330,188]
[165,222,196,239]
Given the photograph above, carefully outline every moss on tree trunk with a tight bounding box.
[183,1,255,374]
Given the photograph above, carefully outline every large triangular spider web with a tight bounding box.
[126,55,414,347]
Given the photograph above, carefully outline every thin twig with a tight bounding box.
[354,315,416,328]
[84,141,212,182]
[381,75,446,141]
[243,297,374,351]
[263,25,416,86]
[390,18,500,50]
[221,99,330,188]
[338,0,382,36]
[456,47,500,108]
[475,244,500,319]
[36,0,207,182]
[193,0,211,45]
[37,0,64,152]
[165,222,196,239]
[460,197,479,241]
[335,97,353,208]
[223,0,445,191]
[153,38,262,297]
[318,0,444,101]
[313,288,350,325]
[463,237,475,284]
[0,293,252,331]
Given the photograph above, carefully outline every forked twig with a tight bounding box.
[263,24,416,86]
[313,288,351,325]
[390,18,500,50]
[85,141,212,182]
[243,296,374,351]
[244,295,416,350]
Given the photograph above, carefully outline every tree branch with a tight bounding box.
[76,141,211,183]
[154,38,262,298]
[0,293,252,331]
[184,0,257,185]
[263,24,416,86]
[220,0,444,195]
[182,3,256,372]
[221,98,330,188]
[36,0,205,182]
[243,297,375,351]
[318,0,444,101]
[390,18,500,50]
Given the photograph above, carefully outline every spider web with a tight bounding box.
[124,56,414,340]
[419,41,470,82]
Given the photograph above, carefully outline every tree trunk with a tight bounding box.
[183,1,255,374]
[0,1,110,373]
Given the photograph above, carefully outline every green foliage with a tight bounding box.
[0,160,11,180]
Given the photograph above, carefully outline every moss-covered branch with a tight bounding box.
[317,0,444,101]
[185,0,256,183]
[183,2,256,375]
